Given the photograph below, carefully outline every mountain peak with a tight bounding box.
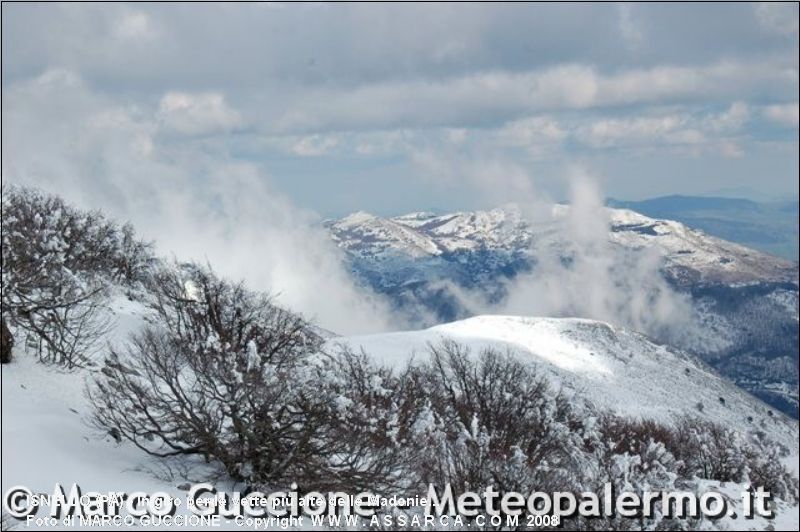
[338,210,379,226]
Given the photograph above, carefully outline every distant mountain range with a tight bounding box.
[607,195,799,261]
[326,203,800,417]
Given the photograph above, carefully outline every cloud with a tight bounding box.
[404,163,699,341]
[573,103,750,157]
[422,165,698,340]
[708,101,749,132]
[2,3,798,239]
[146,163,396,335]
[259,102,759,167]
[113,9,156,41]
[157,92,243,136]
[2,70,397,335]
[410,149,552,219]
[578,114,690,148]
[764,102,800,128]
[494,116,567,151]
[755,2,799,39]
[244,58,798,138]
[617,3,644,50]
[291,135,340,157]
[501,170,695,342]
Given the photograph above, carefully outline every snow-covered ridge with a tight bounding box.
[330,210,443,258]
[327,204,798,285]
[332,315,799,451]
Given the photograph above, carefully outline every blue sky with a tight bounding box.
[2,2,799,219]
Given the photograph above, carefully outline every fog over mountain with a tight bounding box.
[327,184,799,417]
[2,3,798,531]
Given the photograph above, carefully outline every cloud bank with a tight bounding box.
[2,3,797,336]
[2,70,395,335]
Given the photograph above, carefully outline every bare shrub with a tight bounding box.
[743,441,799,502]
[670,418,746,482]
[88,263,427,493]
[411,340,588,499]
[1,317,13,363]
[306,347,428,492]
[88,264,319,478]
[580,416,688,531]
[1,185,153,367]
[596,415,798,504]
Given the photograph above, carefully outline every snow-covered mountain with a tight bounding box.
[326,205,800,417]
[328,205,797,284]
[607,195,800,261]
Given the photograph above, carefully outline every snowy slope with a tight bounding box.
[3,302,799,530]
[0,295,264,530]
[331,315,799,451]
[1,295,192,527]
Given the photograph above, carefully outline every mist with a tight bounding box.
[0,66,769,342]
[501,171,695,341]
[2,70,397,336]
[412,150,698,340]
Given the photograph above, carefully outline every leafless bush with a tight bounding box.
[577,416,687,531]
[88,263,428,493]
[668,418,797,501]
[21,294,113,367]
[1,317,14,363]
[669,418,747,483]
[743,441,799,502]
[411,340,587,500]
[302,347,428,492]
[88,264,318,476]
[1,185,153,367]
[596,415,798,503]
[87,281,797,516]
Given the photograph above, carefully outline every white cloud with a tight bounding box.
[574,104,750,157]
[291,135,340,157]
[34,67,84,89]
[2,72,398,335]
[764,102,800,127]
[578,115,689,148]
[755,2,799,39]
[420,167,699,341]
[708,101,749,132]
[501,169,697,341]
[158,92,243,136]
[254,97,780,170]
[148,163,396,335]
[114,10,156,41]
[410,148,552,221]
[267,58,796,134]
[496,116,567,146]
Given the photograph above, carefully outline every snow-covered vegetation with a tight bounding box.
[2,187,799,530]
[1,185,153,368]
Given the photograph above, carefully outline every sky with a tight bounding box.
[1,3,799,333]
[2,2,798,218]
